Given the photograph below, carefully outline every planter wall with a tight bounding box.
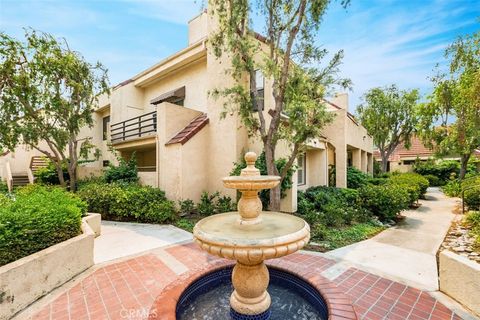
[0,213,101,319]
[439,250,480,316]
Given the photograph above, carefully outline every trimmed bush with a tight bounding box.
[465,211,480,246]
[389,173,429,200]
[347,167,370,189]
[77,182,175,223]
[0,185,85,266]
[358,184,410,221]
[423,174,444,187]
[298,186,369,227]
[197,191,236,216]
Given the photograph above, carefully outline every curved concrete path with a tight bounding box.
[326,188,459,291]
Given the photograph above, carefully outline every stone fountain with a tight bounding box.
[193,152,310,319]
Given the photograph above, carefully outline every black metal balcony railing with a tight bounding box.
[110,111,157,144]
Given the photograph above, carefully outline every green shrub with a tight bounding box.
[413,159,460,182]
[463,176,480,210]
[423,174,444,187]
[358,184,410,221]
[0,193,12,206]
[175,218,195,233]
[347,167,370,189]
[369,177,388,185]
[197,191,235,216]
[77,182,176,223]
[442,180,462,197]
[389,173,429,199]
[298,186,367,227]
[465,211,480,245]
[0,180,9,194]
[178,199,196,215]
[0,185,85,266]
[34,162,69,185]
[104,152,138,183]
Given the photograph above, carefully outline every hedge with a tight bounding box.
[389,173,429,200]
[347,167,370,189]
[358,184,410,221]
[77,182,176,223]
[0,185,85,266]
[298,186,369,227]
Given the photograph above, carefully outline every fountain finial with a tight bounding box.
[241,151,260,176]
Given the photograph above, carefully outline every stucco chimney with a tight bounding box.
[331,93,349,111]
[188,11,208,45]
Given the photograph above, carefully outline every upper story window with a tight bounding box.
[251,70,264,111]
[297,153,306,186]
[102,116,110,141]
[150,86,186,107]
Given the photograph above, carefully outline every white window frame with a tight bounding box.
[297,153,306,186]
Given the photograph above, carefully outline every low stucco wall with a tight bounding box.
[0,215,99,319]
[439,250,480,316]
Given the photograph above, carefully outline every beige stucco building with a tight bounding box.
[0,11,373,212]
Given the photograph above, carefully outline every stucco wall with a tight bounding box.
[0,216,97,319]
[439,250,480,316]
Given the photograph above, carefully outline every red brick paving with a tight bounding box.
[30,243,464,320]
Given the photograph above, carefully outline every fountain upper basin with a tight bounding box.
[193,212,310,264]
[222,175,280,190]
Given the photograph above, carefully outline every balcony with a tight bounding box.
[110,111,157,144]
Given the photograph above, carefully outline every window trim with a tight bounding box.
[297,153,306,186]
[102,115,110,141]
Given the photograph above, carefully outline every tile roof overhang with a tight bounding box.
[165,113,209,145]
[150,86,186,105]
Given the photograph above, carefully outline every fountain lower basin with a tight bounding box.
[176,265,328,320]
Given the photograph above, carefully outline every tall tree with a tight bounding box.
[418,30,480,179]
[0,30,109,191]
[356,85,420,172]
[209,0,351,210]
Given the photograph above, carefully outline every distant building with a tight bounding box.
[373,136,480,173]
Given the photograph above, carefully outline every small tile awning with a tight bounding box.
[165,113,209,145]
[150,86,186,105]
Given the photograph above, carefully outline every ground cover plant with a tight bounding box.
[465,211,480,248]
[0,185,86,266]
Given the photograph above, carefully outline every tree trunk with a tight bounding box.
[68,166,76,192]
[54,162,66,188]
[381,153,389,173]
[459,153,470,180]
[264,143,281,211]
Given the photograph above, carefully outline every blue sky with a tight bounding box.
[1,0,478,110]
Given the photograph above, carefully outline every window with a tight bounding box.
[403,160,415,165]
[251,70,264,111]
[297,154,306,185]
[102,160,110,167]
[102,116,110,141]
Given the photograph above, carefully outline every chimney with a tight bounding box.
[188,10,208,45]
[331,93,349,111]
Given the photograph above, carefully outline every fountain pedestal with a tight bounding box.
[193,152,310,318]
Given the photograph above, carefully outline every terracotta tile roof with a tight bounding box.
[373,136,434,161]
[165,113,209,145]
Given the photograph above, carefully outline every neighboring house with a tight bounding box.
[372,136,479,173]
[0,11,373,212]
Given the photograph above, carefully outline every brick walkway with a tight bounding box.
[29,242,464,320]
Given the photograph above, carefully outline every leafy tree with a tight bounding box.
[209,0,351,210]
[0,30,109,191]
[356,85,420,172]
[418,30,480,180]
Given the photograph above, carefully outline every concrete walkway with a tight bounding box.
[94,221,192,264]
[327,188,459,291]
